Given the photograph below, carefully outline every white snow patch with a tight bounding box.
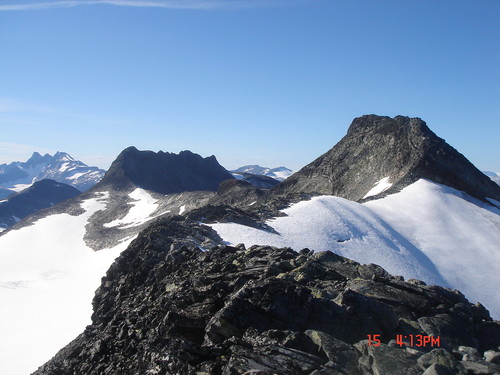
[67,172,86,180]
[232,173,245,180]
[365,179,500,319]
[271,169,293,181]
[249,201,257,206]
[363,177,392,199]
[58,162,70,172]
[12,216,20,223]
[103,188,158,229]
[10,183,31,192]
[179,205,186,215]
[0,191,135,375]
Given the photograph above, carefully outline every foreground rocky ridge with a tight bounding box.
[35,217,500,375]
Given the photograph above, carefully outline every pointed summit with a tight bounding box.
[274,115,500,202]
[97,147,234,194]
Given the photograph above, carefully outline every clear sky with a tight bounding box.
[1,0,499,172]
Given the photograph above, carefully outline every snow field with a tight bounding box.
[0,192,134,375]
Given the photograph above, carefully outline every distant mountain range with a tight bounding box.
[0,151,105,198]
[231,165,293,181]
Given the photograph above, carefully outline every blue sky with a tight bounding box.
[1,0,499,172]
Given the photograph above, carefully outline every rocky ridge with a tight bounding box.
[34,216,500,375]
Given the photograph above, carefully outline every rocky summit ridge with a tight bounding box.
[273,115,500,203]
[34,216,500,375]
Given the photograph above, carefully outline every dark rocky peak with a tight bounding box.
[273,115,500,203]
[96,147,234,194]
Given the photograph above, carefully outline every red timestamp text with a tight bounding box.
[367,334,441,347]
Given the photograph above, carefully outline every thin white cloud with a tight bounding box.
[0,0,286,11]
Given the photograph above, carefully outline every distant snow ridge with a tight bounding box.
[231,165,293,181]
[210,179,500,319]
[0,151,105,194]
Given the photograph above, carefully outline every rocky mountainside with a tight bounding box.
[34,216,500,375]
[273,115,500,203]
[0,151,105,193]
[98,147,234,194]
[0,179,81,231]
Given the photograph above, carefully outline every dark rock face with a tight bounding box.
[34,217,500,375]
[0,179,81,230]
[97,147,234,194]
[273,115,500,203]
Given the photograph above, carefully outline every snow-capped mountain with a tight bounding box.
[0,148,233,375]
[0,179,81,231]
[231,165,293,181]
[0,151,105,194]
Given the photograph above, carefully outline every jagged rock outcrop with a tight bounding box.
[97,147,234,194]
[273,115,500,203]
[34,216,500,375]
[0,179,81,230]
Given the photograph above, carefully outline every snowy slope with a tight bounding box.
[365,179,500,319]
[210,179,500,319]
[0,192,134,375]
